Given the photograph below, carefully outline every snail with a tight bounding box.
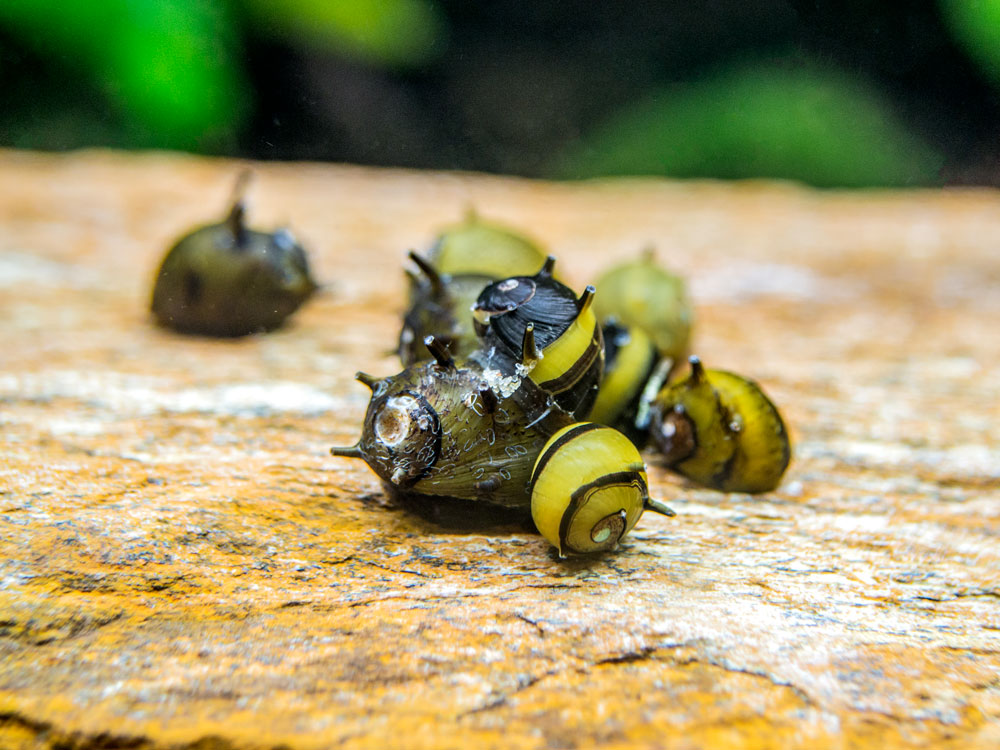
[471,257,604,419]
[592,249,693,364]
[530,422,676,556]
[587,320,660,445]
[397,251,493,366]
[398,212,549,366]
[649,356,791,493]
[151,173,317,337]
[332,335,574,508]
[426,209,548,279]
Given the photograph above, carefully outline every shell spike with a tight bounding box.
[330,443,363,459]
[225,170,253,247]
[424,335,456,370]
[521,323,539,365]
[576,285,595,315]
[407,251,445,294]
[688,355,705,384]
[355,371,380,390]
[644,497,677,517]
[537,255,557,278]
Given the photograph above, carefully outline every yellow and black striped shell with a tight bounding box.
[471,258,604,419]
[588,320,660,445]
[332,337,573,508]
[592,250,692,362]
[151,176,317,337]
[530,422,674,556]
[650,357,791,493]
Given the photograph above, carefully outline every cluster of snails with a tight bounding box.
[147,177,790,556]
[331,214,792,556]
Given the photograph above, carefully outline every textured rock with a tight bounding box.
[1,149,998,749]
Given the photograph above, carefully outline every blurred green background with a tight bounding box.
[2,0,1000,187]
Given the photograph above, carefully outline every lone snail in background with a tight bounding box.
[649,356,791,493]
[398,211,548,365]
[151,172,317,337]
[471,257,604,420]
[531,422,675,556]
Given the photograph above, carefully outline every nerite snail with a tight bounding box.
[471,257,604,419]
[150,172,317,337]
[332,335,574,508]
[592,249,693,363]
[587,320,660,445]
[530,422,675,556]
[398,212,548,365]
[649,356,791,493]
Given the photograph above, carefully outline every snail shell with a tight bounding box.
[650,356,791,493]
[530,422,674,556]
[151,174,317,337]
[472,257,604,419]
[333,337,573,508]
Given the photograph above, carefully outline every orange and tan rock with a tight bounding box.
[1,149,998,749]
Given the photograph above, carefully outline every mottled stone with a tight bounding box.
[0,149,998,749]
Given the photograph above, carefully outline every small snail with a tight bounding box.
[427,209,548,279]
[397,251,493,366]
[649,356,791,493]
[592,249,693,363]
[332,335,574,508]
[587,320,660,445]
[530,422,675,556]
[151,173,317,337]
[471,257,604,419]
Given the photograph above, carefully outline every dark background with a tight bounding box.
[2,0,999,187]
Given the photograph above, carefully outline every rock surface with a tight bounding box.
[1,149,998,749]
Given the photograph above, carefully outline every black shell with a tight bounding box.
[471,258,604,419]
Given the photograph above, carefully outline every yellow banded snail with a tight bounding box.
[332,335,574,508]
[592,249,693,363]
[587,320,660,445]
[471,257,604,419]
[530,422,675,556]
[151,173,317,337]
[650,356,791,493]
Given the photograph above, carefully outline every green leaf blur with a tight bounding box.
[0,0,249,151]
[238,0,446,68]
[939,0,1000,87]
[554,61,944,188]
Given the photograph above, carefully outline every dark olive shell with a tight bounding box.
[151,199,316,337]
[334,356,574,508]
[397,254,491,366]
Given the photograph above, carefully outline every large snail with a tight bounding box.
[151,173,317,337]
[332,335,574,508]
[649,356,791,493]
